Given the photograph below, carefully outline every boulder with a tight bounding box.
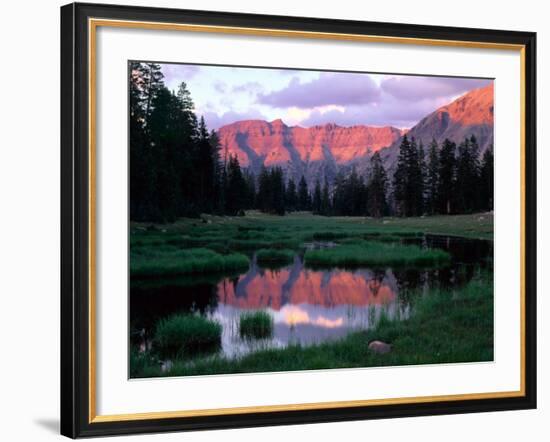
[368,340,392,354]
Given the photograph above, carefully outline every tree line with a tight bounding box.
[130,63,493,222]
[130,62,249,221]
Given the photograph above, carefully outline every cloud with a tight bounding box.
[381,76,491,101]
[201,109,268,130]
[257,72,381,108]
[160,64,200,83]
[232,81,264,95]
[299,96,450,129]
[214,81,227,94]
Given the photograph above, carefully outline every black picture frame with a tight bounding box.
[61,2,537,438]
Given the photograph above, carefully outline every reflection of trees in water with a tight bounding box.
[130,281,218,333]
[366,269,387,298]
[131,236,493,350]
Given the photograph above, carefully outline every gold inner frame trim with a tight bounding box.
[88,17,527,424]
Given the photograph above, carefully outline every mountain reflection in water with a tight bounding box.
[130,235,492,358]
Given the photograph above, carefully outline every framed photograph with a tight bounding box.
[60,2,537,438]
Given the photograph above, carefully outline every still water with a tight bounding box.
[131,235,492,359]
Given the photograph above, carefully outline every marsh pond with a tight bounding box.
[129,215,493,377]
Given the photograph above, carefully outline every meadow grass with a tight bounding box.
[132,274,493,377]
[154,314,222,358]
[238,311,274,339]
[255,248,295,266]
[130,212,493,266]
[130,247,249,277]
[304,240,451,268]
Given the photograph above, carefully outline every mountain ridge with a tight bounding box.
[216,84,494,185]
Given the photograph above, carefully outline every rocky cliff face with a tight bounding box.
[378,84,494,174]
[393,84,493,150]
[217,119,402,184]
[216,84,494,184]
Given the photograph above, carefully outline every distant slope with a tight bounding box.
[381,84,494,168]
[217,119,402,185]
[215,84,494,184]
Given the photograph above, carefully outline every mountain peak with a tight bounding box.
[270,118,285,126]
[438,84,494,126]
[215,84,494,186]
[391,84,494,157]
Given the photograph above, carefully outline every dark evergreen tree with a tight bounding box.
[480,145,494,211]
[320,178,331,215]
[418,140,427,210]
[270,167,286,215]
[393,135,423,216]
[147,87,181,221]
[298,175,310,211]
[256,166,285,215]
[426,139,439,215]
[454,135,482,213]
[225,155,247,215]
[437,139,457,214]
[285,178,298,212]
[129,62,154,221]
[243,170,257,210]
[366,152,388,218]
[195,116,217,212]
[312,180,322,214]
[141,62,164,126]
[256,166,271,213]
[331,171,346,215]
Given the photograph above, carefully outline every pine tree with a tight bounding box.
[331,171,346,215]
[321,178,331,215]
[271,167,286,215]
[480,145,494,211]
[437,139,457,214]
[417,140,427,213]
[298,175,310,211]
[285,178,298,212]
[367,152,388,218]
[455,136,482,213]
[147,86,181,221]
[141,63,164,127]
[129,62,151,220]
[257,166,271,213]
[426,139,439,215]
[393,135,423,216]
[243,170,257,209]
[312,180,322,214]
[225,155,247,215]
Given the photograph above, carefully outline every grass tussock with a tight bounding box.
[133,275,493,377]
[304,240,450,268]
[239,311,274,339]
[255,249,295,266]
[130,247,249,277]
[154,314,222,357]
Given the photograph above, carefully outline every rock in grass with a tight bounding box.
[368,340,392,354]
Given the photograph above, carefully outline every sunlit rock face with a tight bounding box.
[217,257,397,312]
[217,119,402,186]
[215,85,494,184]
[381,84,494,173]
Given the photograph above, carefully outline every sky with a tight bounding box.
[159,63,491,131]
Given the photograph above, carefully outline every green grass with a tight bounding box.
[304,240,451,268]
[130,247,249,277]
[239,311,274,339]
[131,211,493,249]
[154,314,222,358]
[255,248,295,266]
[132,274,493,377]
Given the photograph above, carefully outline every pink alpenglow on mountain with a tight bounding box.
[215,84,493,185]
[217,119,402,167]
[401,84,494,152]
